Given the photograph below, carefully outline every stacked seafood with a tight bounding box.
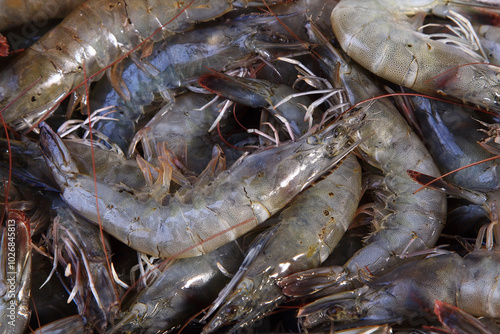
[0,0,499,333]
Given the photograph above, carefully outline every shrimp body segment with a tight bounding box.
[331,0,500,112]
[39,121,357,258]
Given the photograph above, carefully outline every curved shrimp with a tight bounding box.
[330,0,500,112]
[296,223,500,330]
[202,154,362,333]
[0,0,276,130]
[38,110,362,258]
[280,24,447,297]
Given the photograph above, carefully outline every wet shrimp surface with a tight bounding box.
[1,0,500,333]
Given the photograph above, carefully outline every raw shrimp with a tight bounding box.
[202,154,362,333]
[39,111,361,258]
[410,96,500,190]
[0,0,85,31]
[280,24,447,297]
[89,14,308,150]
[110,240,244,333]
[330,0,500,112]
[0,0,277,130]
[296,224,500,329]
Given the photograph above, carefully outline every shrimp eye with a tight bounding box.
[222,305,239,318]
[307,135,320,145]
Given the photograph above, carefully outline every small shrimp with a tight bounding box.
[38,111,361,258]
[110,240,244,333]
[330,0,500,112]
[0,0,278,130]
[296,223,500,330]
[280,24,447,297]
[202,154,362,333]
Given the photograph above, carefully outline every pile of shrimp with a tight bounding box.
[1,0,500,333]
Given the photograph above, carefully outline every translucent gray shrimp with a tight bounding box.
[280,24,447,297]
[88,14,308,150]
[331,0,500,112]
[202,154,362,333]
[110,241,244,334]
[0,0,279,130]
[297,224,500,329]
[39,110,361,258]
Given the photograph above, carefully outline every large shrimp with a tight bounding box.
[202,154,362,333]
[280,24,447,297]
[0,0,276,130]
[330,0,500,112]
[296,223,500,330]
[38,110,362,258]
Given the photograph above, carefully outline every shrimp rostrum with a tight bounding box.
[38,111,362,258]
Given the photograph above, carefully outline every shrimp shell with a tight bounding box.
[39,118,359,258]
[331,0,500,112]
